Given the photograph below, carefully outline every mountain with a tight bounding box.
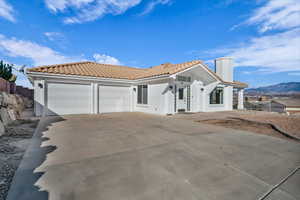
[245,82,300,95]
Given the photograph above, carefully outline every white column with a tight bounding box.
[238,89,244,110]
[130,85,136,112]
[34,79,46,116]
[91,83,99,114]
[166,83,175,115]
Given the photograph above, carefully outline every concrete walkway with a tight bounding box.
[7,112,300,200]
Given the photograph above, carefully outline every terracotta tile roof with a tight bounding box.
[27,60,248,88]
[27,60,202,80]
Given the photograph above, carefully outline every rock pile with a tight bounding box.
[0,92,33,137]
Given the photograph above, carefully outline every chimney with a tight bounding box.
[215,57,233,82]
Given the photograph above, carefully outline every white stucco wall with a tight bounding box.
[133,82,170,115]
[31,61,237,116]
[205,85,233,112]
[33,80,45,116]
[175,66,234,113]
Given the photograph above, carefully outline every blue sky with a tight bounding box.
[0,0,299,88]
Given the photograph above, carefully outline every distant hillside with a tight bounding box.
[245,82,300,95]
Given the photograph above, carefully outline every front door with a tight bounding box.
[177,87,187,112]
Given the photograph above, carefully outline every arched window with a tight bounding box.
[210,87,224,104]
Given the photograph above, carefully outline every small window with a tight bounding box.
[176,76,191,82]
[137,85,148,104]
[210,87,224,104]
[178,88,184,100]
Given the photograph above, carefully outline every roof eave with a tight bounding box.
[26,71,172,83]
[221,81,248,88]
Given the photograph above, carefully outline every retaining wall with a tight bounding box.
[0,92,33,136]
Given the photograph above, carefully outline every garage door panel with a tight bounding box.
[99,86,130,113]
[47,83,91,115]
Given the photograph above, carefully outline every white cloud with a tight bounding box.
[207,0,300,73]
[242,71,252,75]
[45,0,142,24]
[0,34,122,68]
[247,0,300,32]
[45,0,95,12]
[139,0,171,16]
[44,32,64,41]
[93,54,121,65]
[0,34,78,66]
[209,28,300,72]
[0,0,16,22]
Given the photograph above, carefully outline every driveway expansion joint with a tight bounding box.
[257,167,300,200]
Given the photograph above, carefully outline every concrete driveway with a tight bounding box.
[7,113,300,200]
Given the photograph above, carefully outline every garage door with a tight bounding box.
[47,83,91,115]
[99,86,130,113]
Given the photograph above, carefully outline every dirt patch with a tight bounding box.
[198,118,296,142]
[0,119,39,200]
[237,114,300,139]
[175,110,300,140]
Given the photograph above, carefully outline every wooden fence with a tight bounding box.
[0,78,33,99]
[0,78,12,93]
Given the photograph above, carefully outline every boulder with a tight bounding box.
[0,108,12,125]
[23,97,33,108]
[0,92,33,122]
[15,95,25,108]
[8,94,19,109]
[7,109,17,121]
[0,120,5,137]
[8,95,24,119]
[0,93,3,107]
[0,92,9,107]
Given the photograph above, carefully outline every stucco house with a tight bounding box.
[27,57,247,116]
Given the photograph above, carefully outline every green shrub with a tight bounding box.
[0,60,16,82]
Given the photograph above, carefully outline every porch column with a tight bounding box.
[238,89,244,110]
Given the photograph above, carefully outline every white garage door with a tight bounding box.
[99,86,130,113]
[47,83,91,115]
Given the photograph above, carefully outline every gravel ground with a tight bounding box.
[0,119,39,200]
[174,110,300,141]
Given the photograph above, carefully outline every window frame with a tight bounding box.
[176,75,191,82]
[137,85,148,105]
[209,87,224,105]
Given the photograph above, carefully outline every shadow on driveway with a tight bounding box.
[6,116,65,200]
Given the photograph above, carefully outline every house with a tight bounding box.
[26,57,247,116]
[271,99,300,114]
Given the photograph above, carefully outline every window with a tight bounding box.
[178,88,184,100]
[210,87,224,104]
[137,85,148,104]
[176,76,191,82]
